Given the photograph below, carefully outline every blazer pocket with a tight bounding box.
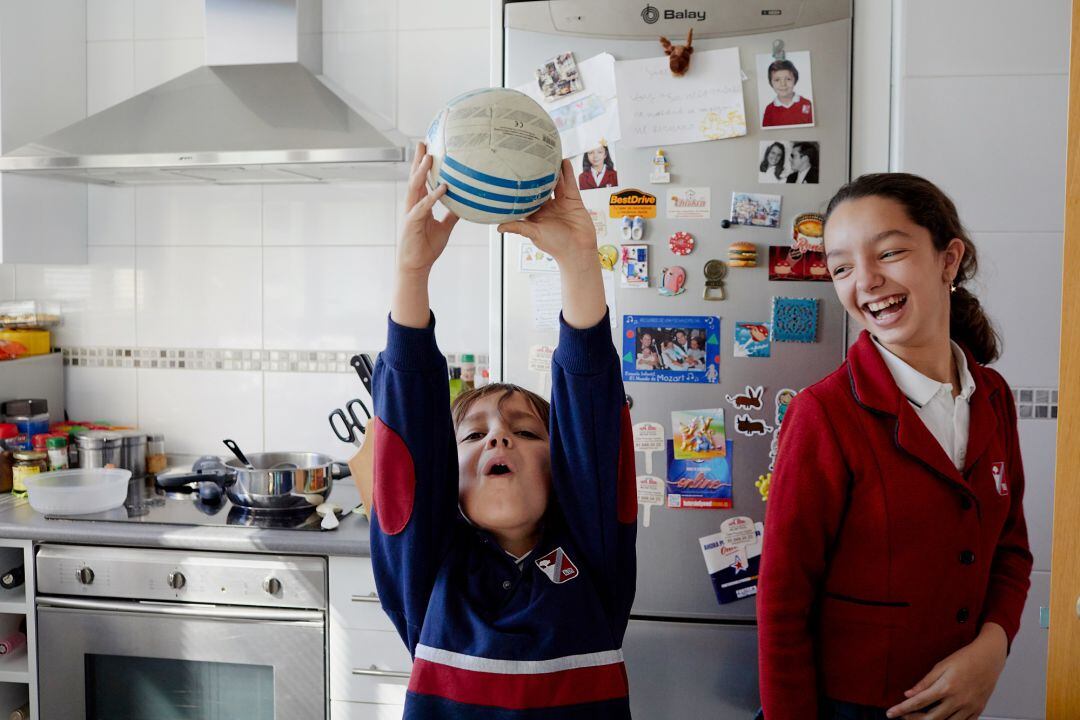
[821,591,911,629]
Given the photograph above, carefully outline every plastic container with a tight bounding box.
[0,329,50,357]
[2,399,49,445]
[23,468,131,515]
[0,300,62,329]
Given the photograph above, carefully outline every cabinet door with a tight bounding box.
[329,626,412,705]
[331,700,406,720]
[329,556,399,632]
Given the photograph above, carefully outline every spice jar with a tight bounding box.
[11,451,47,497]
[45,436,68,471]
[146,434,167,475]
[0,424,16,493]
[1,399,49,447]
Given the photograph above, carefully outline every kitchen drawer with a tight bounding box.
[329,555,398,632]
[330,626,413,705]
[331,700,406,720]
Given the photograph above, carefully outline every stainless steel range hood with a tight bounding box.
[0,0,410,185]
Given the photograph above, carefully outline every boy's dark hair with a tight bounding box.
[768,59,799,84]
[824,172,1001,365]
[792,141,818,168]
[452,383,551,429]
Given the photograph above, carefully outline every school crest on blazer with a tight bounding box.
[536,547,579,584]
[991,461,1008,496]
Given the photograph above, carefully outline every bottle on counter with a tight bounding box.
[0,424,17,493]
[460,354,476,391]
[448,366,464,405]
[1,399,49,448]
[0,564,23,590]
[0,629,26,656]
[44,436,68,471]
[11,450,46,497]
[8,703,29,720]
[146,433,167,475]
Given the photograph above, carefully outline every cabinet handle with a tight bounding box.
[352,667,410,679]
[350,593,379,603]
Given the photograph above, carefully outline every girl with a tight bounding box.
[578,144,618,190]
[758,174,1032,720]
[759,141,787,182]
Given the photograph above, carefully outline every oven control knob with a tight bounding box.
[76,567,94,585]
[263,577,282,596]
[167,571,186,590]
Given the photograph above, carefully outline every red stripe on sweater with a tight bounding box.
[407,657,629,709]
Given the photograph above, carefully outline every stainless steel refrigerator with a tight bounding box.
[501,1,852,715]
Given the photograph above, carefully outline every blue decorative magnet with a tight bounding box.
[771,297,818,343]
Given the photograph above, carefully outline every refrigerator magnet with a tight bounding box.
[772,297,819,342]
[636,475,666,528]
[703,260,727,301]
[733,413,773,437]
[733,322,771,357]
[666,188,710,220]
[699,518,763,604]
[666,439,733,509]
[598,244,619,271]
[609,188,657,219]
[725,385,765,412]
[671,409,727,461]
[774,388,798,428]
[730,192,782,229]
[622,315,720,384]
[668,231,695,255]
[632,421,666,474]
[620,244,650,287]
[659,266,687,296]
[755,472,771,502]
[649,148,671,184]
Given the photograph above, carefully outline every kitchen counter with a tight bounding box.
[0,479,372,556]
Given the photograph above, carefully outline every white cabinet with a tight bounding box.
[0,539,35,719]
[328,555,411,720]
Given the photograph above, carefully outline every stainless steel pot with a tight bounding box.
[156,451,349,510]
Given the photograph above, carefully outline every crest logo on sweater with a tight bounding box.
[535,547,579,584]
[991,462,1008,496]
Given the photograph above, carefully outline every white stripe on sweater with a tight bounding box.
[414,645,625,675]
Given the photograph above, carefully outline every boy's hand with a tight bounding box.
[398,142,459,275]
[497,159,597,266]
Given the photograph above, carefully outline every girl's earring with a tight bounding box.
[950,283,957,293]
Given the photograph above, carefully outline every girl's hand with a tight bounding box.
[886,623,1008,720]
[398,142,459,275]
[497,159,597,266]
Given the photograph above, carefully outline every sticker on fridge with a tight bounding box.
[733,322,771,358]
[666,439,733,509]
[666,187,711,220]
[622,315,720,384]
[519,241,559,273]
[699,517,764,604]
[671,409,726,460]
[730,192,782,229]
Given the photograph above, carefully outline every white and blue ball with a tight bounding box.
[425,88,562,225]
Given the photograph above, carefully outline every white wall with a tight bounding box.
[0,0,494,458]
[891,1,1068,717]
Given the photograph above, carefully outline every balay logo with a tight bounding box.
[641,4,706,23]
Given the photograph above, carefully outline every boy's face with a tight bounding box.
[455,392,551,539]
[770,69,796,96]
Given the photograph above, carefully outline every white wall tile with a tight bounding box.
[64,366,138,425]
[428,245,489,353]
[14,246,137,347]
[89,185,135,246]
[264,371,368,460]
[984,570,1049,718]
[263,246,394,350]
[973,231,1063,387]
[900,0,1070,78]
[396,29,490,137]
[87,0,134,42]
[323,31,396,125]
[1017,422,1056,572]
[137,368,263,455]
[263,182,397,246]
[135,185,262,246]
[0,265,14,301]
[133,38,204,94]
[297,0,323,34]
[323,0,395,32]
[133,0,205,40]
[87,41,135,115]
[397,0,488,31]
[136,246,262,348]
[897,75,1068,234]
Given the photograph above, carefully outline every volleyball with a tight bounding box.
[424,88,562,224]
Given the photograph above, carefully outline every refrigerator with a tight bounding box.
[501,0,852,715]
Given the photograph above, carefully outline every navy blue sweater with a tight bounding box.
[369,311,637,719]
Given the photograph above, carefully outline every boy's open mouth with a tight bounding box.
[482,457,516,476]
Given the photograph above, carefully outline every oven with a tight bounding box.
[35,544,327,720]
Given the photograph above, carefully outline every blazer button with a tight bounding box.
[956,607,970,623]
[502,580,512,590]
[960,550,976,565]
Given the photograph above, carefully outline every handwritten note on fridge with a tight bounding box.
[615,47,746,148]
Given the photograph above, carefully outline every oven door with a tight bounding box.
[37,597,325,720]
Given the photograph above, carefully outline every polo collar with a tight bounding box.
[871,336,976,408]
[772,93,802,108]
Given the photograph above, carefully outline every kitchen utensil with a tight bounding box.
[23,468,132,515]
[115,429,147,477]
[223,438,255,470]
[320,510,339,530]
[329,398,370,446]
[75,430,122,469]
[350,353,375,396]
[156,451,349,511]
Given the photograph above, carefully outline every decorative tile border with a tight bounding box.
[1012,387,1058,420]
[60,347,488,375]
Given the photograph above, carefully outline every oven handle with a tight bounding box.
[37,596,324,623]
[353,667,411,679]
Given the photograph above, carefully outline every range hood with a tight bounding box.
[0,0,410,185]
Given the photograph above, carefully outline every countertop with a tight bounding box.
[0,478,372,557]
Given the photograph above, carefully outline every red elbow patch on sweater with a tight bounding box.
[372,418,415,536]
[616,405,638,524]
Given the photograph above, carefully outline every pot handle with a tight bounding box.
[156,472,234,489]
[331,461,352,480]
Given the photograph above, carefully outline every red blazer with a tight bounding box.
[578,168,618,190]
[758,331,1032,716]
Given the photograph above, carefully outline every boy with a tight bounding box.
[367,144,638,719]
[762,59,814,128]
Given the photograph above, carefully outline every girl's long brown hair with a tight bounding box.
[824,173,1001,365]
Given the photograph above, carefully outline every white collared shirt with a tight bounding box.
[872,337,977,470]
[772,93,802,109]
